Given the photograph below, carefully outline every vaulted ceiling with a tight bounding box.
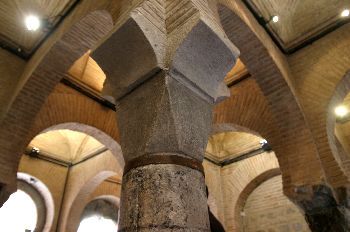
[244,0,350,52]
[0,0,77,58]
[29,129,107,164]
[206,132,263,162]
[0,0,349,58]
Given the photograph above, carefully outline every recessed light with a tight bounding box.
[25,15,40,31]
[272,15,279,23]
[335,105,348,117]
[341,9,350,17]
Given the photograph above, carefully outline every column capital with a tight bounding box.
[116,73,213,162]
[93,0,239,103]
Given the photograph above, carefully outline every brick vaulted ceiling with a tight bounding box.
[243,0,350,53]
[0,0,78,58]
[29,129,106,164]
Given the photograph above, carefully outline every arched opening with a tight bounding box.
[78,196,120,232]
[0,173,54,232]
[20,122,123,232]
[0,9,115,203]
[204,124,279,231]
[240,175,310,232]
[327,71,350,180]
[216,2,325,196]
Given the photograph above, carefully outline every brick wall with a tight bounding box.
[242,175,310,232]
[217,0,324,194]
[288,21,350,188]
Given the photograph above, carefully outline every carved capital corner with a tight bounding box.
[93,0,239,103]
[92,4,166,100]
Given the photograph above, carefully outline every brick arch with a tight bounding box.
[40,122,124,171]
[60,154,120,232]
[289,21,350,189]
[217,2,327,195]
[327,71,350,178]
[27,83,124,168]
[220,151,280,231]
[0,10,115,205]
[93,195,120,209]
[214,79,277,142]
[234,168,281,231]
[64,171,117,232]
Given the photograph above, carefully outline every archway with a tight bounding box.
[78,196,120,232]
[240,175,310,232]
[205,123,279,231]
[217,1,326,197]
[40,122,124,170]
[26,124,123,232]
[235,168,281,232]
[63,170,120,232]
[327,71,350,180]
[0,172,54,232]
[0,9,115,205]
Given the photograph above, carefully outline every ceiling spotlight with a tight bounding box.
[272,15,279,23]
[25,15,41,31]
[341,9,350,17]
[335,105,348,117]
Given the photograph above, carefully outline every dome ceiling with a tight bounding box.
[29,129,106,164]
[206,131,263,162]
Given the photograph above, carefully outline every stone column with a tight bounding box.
[294,185,350,231]
[93,1,239,231]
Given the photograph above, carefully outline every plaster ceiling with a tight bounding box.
[0,0,77,57]
[206,131,263,162]
[244,0,350,52]
[68,51,106,93]
[29,129,106,164]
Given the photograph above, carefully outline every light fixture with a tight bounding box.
[272,15,279,23]
[341,9,350,17]
[260,139,272,151]
[28,147,40,157]
[335,105,348,117]
[25,15,41,31]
